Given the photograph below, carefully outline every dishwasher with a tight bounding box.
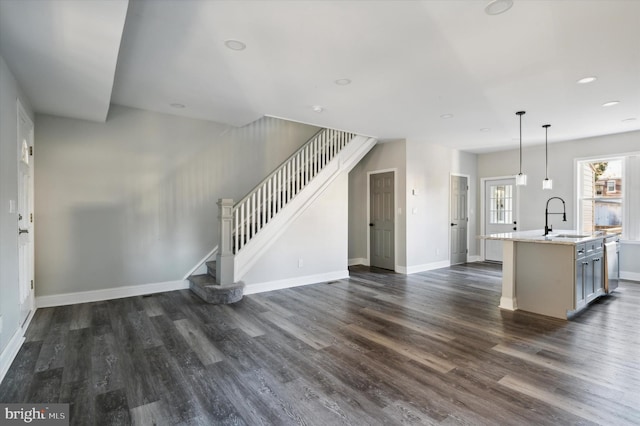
[604,236,620,293]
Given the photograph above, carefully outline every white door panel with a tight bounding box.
[484,178,518,262]
[17,101,35,325]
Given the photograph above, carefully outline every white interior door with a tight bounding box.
[450,175,468,265]
[17,101,34,325]
[484,178,517,262]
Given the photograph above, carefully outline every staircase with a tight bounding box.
[188,128,377,304]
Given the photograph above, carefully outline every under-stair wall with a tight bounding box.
[241,172,350,293]
[228,133,377,284]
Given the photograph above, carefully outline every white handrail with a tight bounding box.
[230,128,355,252]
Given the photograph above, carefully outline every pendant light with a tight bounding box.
[515,111,527,186]
[542,124,553,190]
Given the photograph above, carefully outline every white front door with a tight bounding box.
[484,178,517,262]
[17,101,35,325]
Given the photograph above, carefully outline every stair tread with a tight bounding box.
[189,274,216,286]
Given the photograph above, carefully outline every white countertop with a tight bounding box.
[479,229,603,245]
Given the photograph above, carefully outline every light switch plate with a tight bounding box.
[9,199,16,213]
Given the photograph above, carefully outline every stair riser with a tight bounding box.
[188,279,244,304]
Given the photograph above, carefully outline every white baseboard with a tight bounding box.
[499,296,518,311]
[244,270,349,295]
[0,307,35,385]
[36,280,190,308]
[620,271,640,282]
[397,260,450,275]
[468,255,482,263]
[348,258,368,266]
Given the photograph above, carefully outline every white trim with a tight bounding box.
[468,255,482,262]
[397,260,450,275]
[183,246,218,279]
[36,280,189,308]
[366,168,399,272]
[348,258,368,266]
[449,173,471,266]
[0,328,25,385]
[0,308,35,384]
[243,270,349,295]
[620,272,640,282]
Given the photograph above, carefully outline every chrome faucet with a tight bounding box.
[544,197,567,236]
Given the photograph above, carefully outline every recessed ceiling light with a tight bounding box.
[224,39,246,51]
[485,0,513,15]
[602,101,620,107]
[312,105,324,113]
[335,78,351,86]
[440,114,453,119]
[170,103,185,109]
[480,128,491,132]
[622,118,637,122]
[577,76,597,84]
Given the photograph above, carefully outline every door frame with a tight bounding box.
[16,99,35,325]
[366,168,397,271]
[449,173,470,265]
[480,175,521,261]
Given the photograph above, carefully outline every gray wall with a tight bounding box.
[478,130,640,275]
[406,140,478,270]
[348,140,407,268]
[35,106,319,296]
[0,55,35,352]
[348,138,479,271]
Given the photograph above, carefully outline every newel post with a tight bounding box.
[216,198,234,285]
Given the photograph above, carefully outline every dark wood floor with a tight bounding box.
[2,263,639,425]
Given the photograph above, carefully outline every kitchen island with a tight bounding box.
[481,230,607,319]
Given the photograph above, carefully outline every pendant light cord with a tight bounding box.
[516,111,525,174]
[543,124,551,180]
[519,115,522,174]
[545,126,548,179]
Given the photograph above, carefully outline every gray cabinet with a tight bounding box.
[575,238,604,307]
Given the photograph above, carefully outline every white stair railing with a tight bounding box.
[230,128,355,254]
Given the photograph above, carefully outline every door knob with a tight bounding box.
[513,227,517,231]
[369,223,374,227]
[18,228,29,235]
[451,223,457,226]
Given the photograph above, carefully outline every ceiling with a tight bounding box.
[1,0,638,153]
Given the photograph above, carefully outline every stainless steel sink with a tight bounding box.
[552,234,589,239]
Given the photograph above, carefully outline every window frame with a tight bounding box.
[575,155,626,238]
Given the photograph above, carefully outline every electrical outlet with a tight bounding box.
[436,248,441,255]
[298,259,303,268]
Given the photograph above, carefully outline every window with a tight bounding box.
[578,158,623,236]
[489,184,513,224]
